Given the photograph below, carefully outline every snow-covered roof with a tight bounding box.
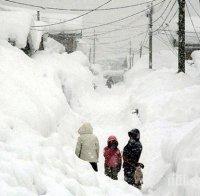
[0,11,33,48]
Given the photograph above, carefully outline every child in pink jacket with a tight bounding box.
[104,136,122,180]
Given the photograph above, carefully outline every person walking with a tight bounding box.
[103,135,122,180]
[123,129,143,186]
[75,123,99,172]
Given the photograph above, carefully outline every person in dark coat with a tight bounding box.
[106,77,114,89]
[123,129,142,186]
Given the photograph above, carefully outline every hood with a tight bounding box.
[108,135,117,143]
[78,123,93,135]
[128,129,140,141]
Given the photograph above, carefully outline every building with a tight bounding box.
[171,17,200,60]
[0,5,83,55]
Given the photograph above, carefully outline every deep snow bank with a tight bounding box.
[0,11,32,48]
[0,41,142,196]
[125,50,200,196]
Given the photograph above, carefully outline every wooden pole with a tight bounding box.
[37,10,40,21]
[93,29,96,65]
[148,2,153,69]
[178,0,185,73]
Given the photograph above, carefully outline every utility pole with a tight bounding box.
[147,2,153,69]
[129,40,132,69]
[89,45,92,63]
[37,11,40,21]
[132,51,135,67]
[140,43,143,58]
[178,0,185,73]
[93,29,96,65]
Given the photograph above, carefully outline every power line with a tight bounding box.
[97,31,147,45]
[31,0,165,29]
[152,0,174,24]
[88,0,171,38]
[82,24,148,38]
[154,7,178,41]
[2,0,160,11]
[155,35,178,57]
[153,0,177,33]
[187,0,200,19]
[31,0,112,28]
[186,1,200,43]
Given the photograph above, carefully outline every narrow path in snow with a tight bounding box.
[78,84,142,186]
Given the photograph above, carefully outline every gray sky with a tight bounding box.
[0,0,199,64]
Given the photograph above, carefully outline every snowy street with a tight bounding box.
[0,0,200,195]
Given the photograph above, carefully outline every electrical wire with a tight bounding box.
[187,0,200,19]
[83,0,170,39]
[186,1,200,43]
[155,35,178,57]
[153,0,177,33]
[97,31,147,45]
[152,0,173,24]
[31,0,165,29]
[82,24,148,38]
[3,0,161,11]
[31,0,112,28]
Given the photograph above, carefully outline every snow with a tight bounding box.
[0,11,33,48]
[0,7,200,195]
[124,49,200,196]
[43,37,65,53]
[0,39,143,196]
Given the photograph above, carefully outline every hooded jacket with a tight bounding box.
[123,129,142,167]
[75,123,99,163]
[104,136,122,168]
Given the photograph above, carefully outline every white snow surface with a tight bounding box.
[0,28,200,195]
[124,50,200,196]
[0,40,142,196]
[0,11,33,48]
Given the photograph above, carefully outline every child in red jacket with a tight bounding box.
[104,136,122,180]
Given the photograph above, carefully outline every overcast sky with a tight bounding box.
[0,0,199,64]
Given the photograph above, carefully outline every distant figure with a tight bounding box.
[134,163,144,190]
[123,129,143,186]
[75,123,99,172]
[106,77,114,88]
[104,136,122,180]
[93,83,97,90]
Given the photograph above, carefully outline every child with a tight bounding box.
[104,136,122,180]
[134,163,144,190]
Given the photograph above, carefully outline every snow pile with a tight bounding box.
[125,50,200,196]
[0,11,33,48]
[43,37,65,53]
[0,40,142,196]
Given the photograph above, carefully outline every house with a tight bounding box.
[38,12,83,53]
[171,17,200,60]
[0,6,83,55]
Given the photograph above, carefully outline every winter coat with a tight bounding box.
[104,136,122,169]
[75,123,99,163]
[123,139,142,168]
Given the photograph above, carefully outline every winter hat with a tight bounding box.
[108,135,117,143]
[128,129,140,140]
